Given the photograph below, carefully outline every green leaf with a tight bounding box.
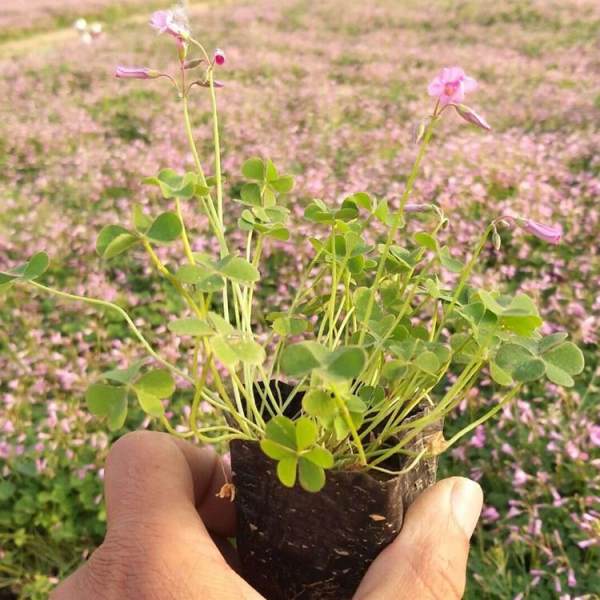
[495,343,534,373]
[240,183,262,206]
[348,192,372,211]
[228,336,266,365]
[260,439,294,460]
[513,358,546,383]
[273,316,307,336]
[539,332,568,354]
[298,458,325,492]
[544,363,574,387]
[208,312,234,335]
[414,232,438,251]
[500,314,543,336]
[210,335,239,367]
[270,175,294,193]
[217,256,260,283]
[439,246,463,273]
[303,389,337,419]
[107,233,140,259]
[280,341,328,377]
[147,212,183,243]
[543,341,584,375]
[490,361,513,386]
[265,159,278,181]
[196,274,224,293]
[0,481,16,501]
[132,204,152,231]
[135,389,165,418]
[277,456,297,487]
[415,351,441,376]
[0,272,18,285]
[242,157,265,180]
[168,318,213,337]
[21,252,50,280]
[325,347,366,379]
[102,360,145,384]
[145,169,196,199]
[175,264,205,284]
[302,447,334,469]
[85,383,128,431]
[265,416,296,449]
[134,369,175,398]
[295,417,318,450]
[97,225,134,257]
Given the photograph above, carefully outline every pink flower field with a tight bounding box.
[0,0,599,597]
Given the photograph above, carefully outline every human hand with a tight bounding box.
[52,431,482,600]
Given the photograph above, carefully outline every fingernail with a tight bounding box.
[450,478,483,538]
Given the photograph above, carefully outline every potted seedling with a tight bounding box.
[1,9,584,600]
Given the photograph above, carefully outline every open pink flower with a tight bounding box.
[428,67,477,105]
[115,66,160,79]
[150,9,189,40]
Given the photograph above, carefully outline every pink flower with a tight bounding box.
[214,48,226,66]
[513,467,528,486]
[427,67,478,106]
[150,9,189,40]
[482,506,500,522]
[589,425,600,446]
[521,219,562,244]
[115,66,160,80]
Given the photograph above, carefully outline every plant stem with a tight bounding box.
[27,281,192,384]
[357,116,438,345]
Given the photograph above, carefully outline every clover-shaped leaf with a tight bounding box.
[144,169,197,199]
[260,416,333,492]
[86,383,128,431]
[146,212,183,243]
[1,252,50,287]
[132,369,175,418]
[541,341,584,387]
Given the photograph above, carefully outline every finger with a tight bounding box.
[171,436,236,537]
[104,430,235,537]
[354,477,482,600]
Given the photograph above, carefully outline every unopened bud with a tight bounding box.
[184,58,206,69]
[492,229,502,250]
[214,48,226,66]
[414,118,428,144]
[454,103,491,131]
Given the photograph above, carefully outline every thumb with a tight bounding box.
[354,476,483,600]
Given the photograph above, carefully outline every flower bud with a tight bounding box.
[214,48,226,66]
[404,203,431,213]
[454,104,491,131]
[492,229,502,250]
[520,218,562,245]
[184,58,206,70]
[115,66,161,80]
[413,118,428,144]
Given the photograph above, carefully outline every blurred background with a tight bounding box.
[0,0,599,598]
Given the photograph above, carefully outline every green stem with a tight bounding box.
[333,392,367,466]
[434,223,494,340]
[27,281,192,383]
[357,117,438,345]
